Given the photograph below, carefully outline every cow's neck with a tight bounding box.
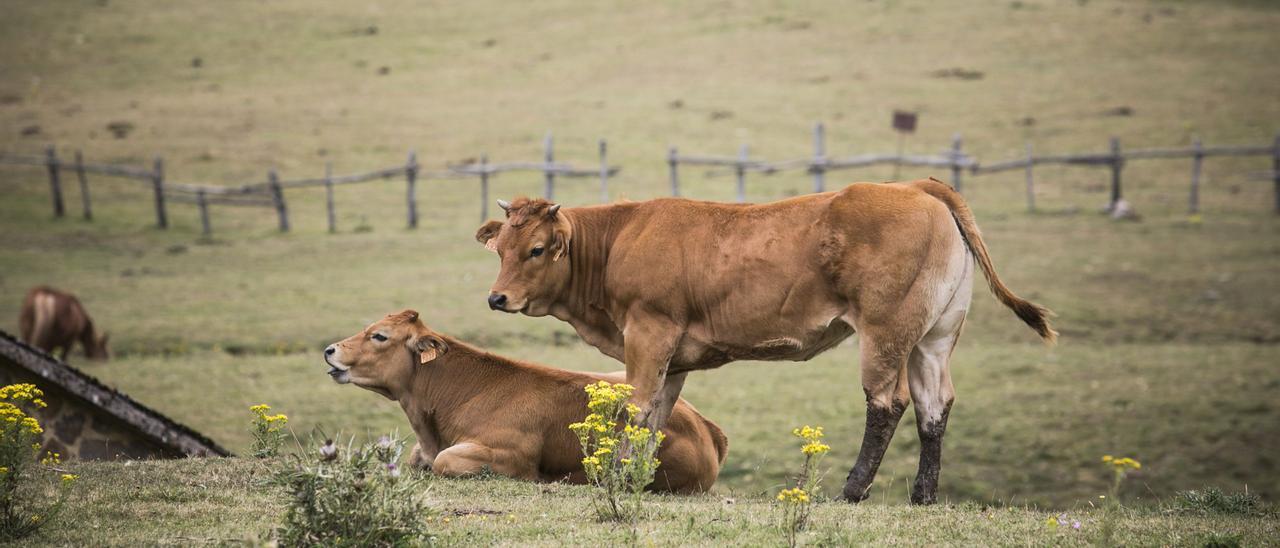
[78,317,98,356]
[404,338,507,448]
[551,205,636,358]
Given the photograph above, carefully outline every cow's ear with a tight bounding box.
[551,219,572,262]
[475,220,503,252]
[413,333,449,365]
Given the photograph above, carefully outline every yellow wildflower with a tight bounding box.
[61,474,78,485]
[801,441,831,456]
[777,487,810,504]
[1102,455,1141,471]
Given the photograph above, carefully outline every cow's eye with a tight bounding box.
[372,333,388,342]
[530,246,545,258]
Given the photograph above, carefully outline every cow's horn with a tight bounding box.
[497,199,512,213]
[548,204,561,217]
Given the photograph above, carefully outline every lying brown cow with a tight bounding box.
[475,178,1055,505]
[322,310,727,493]
[19,286,109,361]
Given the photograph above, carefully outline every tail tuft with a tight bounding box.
[1008,297,1058,346]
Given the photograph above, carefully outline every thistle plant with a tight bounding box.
[271,433,432,546]
[776,425,831,547]
[568,381,665,523]
[0,384,77,541]
[249,403,289,458]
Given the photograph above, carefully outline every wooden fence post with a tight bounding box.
[196,189,211,237]
[45,145,64,218]
[667,146,680,197]
[951,133,964,193]
[406,150,419,229]
[152,157,168,229]
[598,139,609,203]
[479,155,490,222]
[1025,142,1036,213]
[735,144,748,203]
[324,162,336,233]
[269,170,289,232]
[543,133,555,201]
[1189,137,1203,215]
[812,122,826,193]
[74,150,91,220]
[1272,132,1280,215]
[1108,137,1123,211]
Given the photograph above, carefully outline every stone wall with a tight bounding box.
[0,367,178,460]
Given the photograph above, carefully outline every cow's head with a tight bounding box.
[322,310,449,400]
[87,332,110,361]
[475,197,572,316]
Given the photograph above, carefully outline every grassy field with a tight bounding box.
[1,0,1279,542]
[22,457,1278,546]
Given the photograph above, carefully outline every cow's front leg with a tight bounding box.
[433,442,538,481]
[621,317,682,431]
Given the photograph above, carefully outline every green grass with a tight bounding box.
[1,0,1279,542]
[22,457,1279,546]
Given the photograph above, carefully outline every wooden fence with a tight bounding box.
[3,126,1278,237]
[0,135,619,235]
[668,124,1280,215]
[668,125,975,200]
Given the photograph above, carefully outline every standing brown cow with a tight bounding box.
[19,286,109,362]
[475,178,1055,504]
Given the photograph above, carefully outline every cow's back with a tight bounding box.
[19,286,88,354]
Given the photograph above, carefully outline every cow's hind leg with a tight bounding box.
[842,330,914,503]
[907,266,972,504]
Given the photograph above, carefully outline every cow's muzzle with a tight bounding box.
[487,293,508,311]
[323,345,350,383]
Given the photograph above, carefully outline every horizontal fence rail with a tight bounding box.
[2,127,1277,238]
[0,137,620,235]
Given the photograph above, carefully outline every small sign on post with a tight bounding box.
[892,110,918,180]
[892,111,918,133]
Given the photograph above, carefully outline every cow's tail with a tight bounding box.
[916,178,1058,345]
[704,417,729,466]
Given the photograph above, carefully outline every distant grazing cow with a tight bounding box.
[323,310,727,493]
[475,178,1055,504]
[19,286,109,362]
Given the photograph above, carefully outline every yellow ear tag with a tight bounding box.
[420,347,438,364]
[484,238,498,252]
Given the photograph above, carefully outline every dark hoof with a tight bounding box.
[842,485,871,503]
[910,490,937,505]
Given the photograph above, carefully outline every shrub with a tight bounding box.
[0,384,77,541]
[248,403,289,458]
[568,381,664,523]
[776,425,831,548]
[271,434,433,546]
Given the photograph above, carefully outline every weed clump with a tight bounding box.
[270,435,433,546]
[248,403,288,458]
[1172,487,1261,516]
[776,425,831,547]
[0,384,77,541]
[568,381,663,524]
